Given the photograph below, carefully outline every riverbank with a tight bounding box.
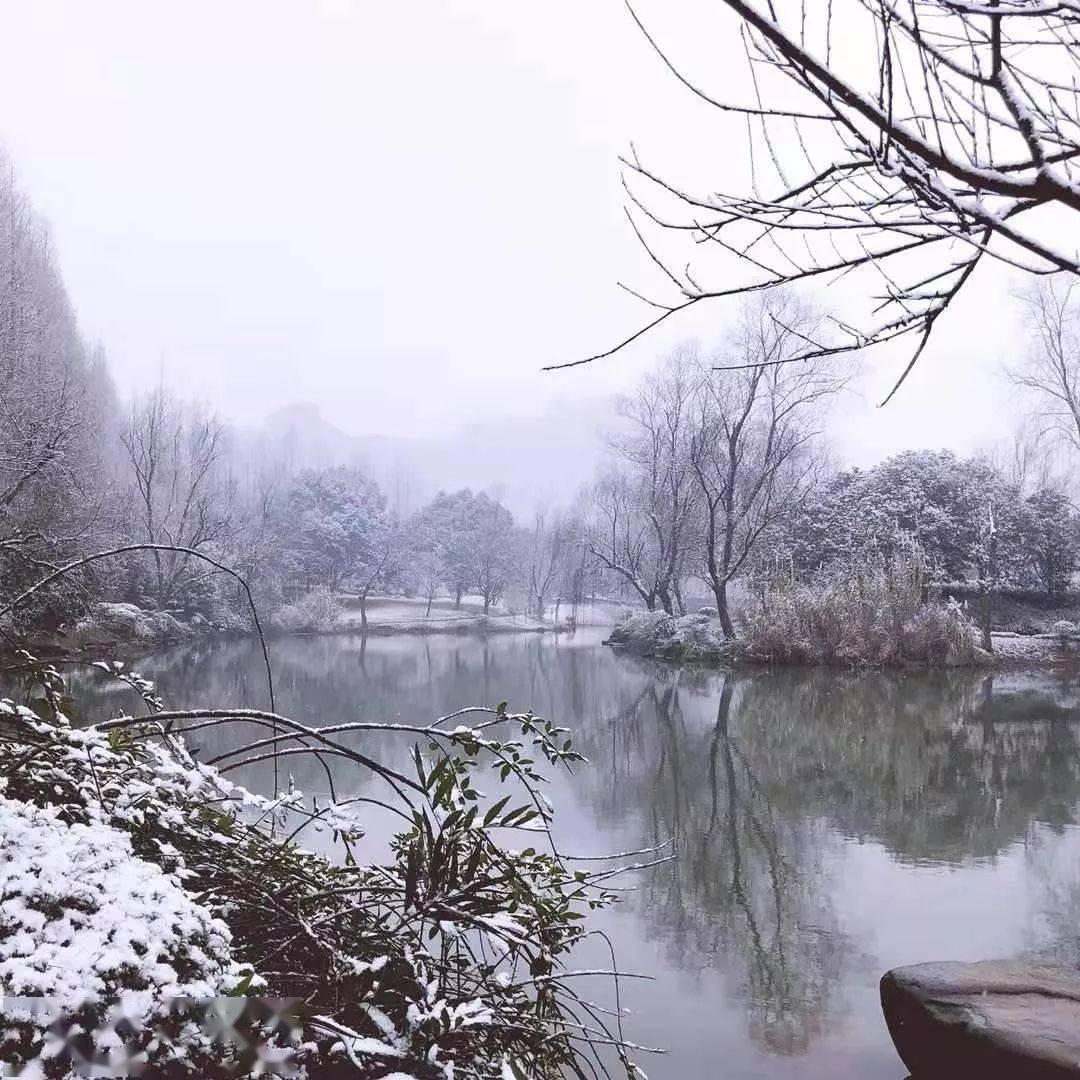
[13,595,572,663]
[603,610,1080,669]
[337,595,558,635]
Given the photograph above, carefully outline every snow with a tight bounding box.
[0,795,240,1009]
[0,795,251,1075]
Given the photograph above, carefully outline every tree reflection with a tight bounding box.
[585,671,847,1054]
[572,665,1080,1056]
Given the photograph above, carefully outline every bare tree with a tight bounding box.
[526,509,571,620]
[586,469,665,610]
[1011,277,1080,461]
[119,385,235,605]
[596,351,700,615]
[690,296,843,636]
[984,415,1063,495]
[561,2,1080,397]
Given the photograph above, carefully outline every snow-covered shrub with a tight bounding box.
[272,585,342,632]
[608,609,675,648]
[0,795,250,1076]
[0,660,644,1080]
[608,609,730,660]
[742,553,988,667]
[77,601,189,642]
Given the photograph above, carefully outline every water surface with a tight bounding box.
[65,631,1080,1079]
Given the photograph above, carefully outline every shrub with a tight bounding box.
[0,793,253,1076]
[609,609,731,661]
[271,586,342,633]
[0,660,646,1079]
[741,551,988,667]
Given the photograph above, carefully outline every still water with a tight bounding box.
[68,630,1080,1079]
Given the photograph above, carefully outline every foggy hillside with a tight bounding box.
[239,395,618,517]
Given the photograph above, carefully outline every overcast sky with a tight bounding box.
[0,0,1028,466]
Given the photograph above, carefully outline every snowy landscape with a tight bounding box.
[6,1,1080,1078]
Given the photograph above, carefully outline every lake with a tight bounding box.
[64,629,1080,1079]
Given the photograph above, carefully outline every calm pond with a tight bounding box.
[68,629,1080,1079]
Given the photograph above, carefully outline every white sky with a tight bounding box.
[0,0,1028,467]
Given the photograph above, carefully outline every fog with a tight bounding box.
[0,0,1025,493]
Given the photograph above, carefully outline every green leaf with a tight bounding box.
[483,795,512,827]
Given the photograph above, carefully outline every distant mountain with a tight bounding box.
[239,397,617,518]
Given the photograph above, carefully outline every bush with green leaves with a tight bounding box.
[0,656,654,1079]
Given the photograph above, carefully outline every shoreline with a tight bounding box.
[8,614,570,665]
[604,631,1080,671]
[16,616,1080,674]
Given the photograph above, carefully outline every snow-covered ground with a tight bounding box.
[336,595,627,633]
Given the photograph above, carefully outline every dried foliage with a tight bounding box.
[741,547,988,667]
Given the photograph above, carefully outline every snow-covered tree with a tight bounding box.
[280,466,385,593]
[473,492,517,616]
[411,489,480,608]
[0,152,116,628]
[1022,488,1079,601]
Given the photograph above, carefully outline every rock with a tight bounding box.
[881,959,1080,1078]
[698,605,719,617]
[80,602,189,643]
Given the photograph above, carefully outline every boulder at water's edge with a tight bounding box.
[881,959,1080,1077]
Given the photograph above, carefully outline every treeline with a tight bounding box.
[275,473,591,628]
[0,156,601,637]
[5,151,1080,649]
[774,451,1076,599]
[575,290,1080,651]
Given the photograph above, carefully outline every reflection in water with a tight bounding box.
[616,675,847,1056]
[60,633,1080,1079]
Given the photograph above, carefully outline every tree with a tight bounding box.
[585,469,667,611]
[565,2,1080,398]
[119,386,234,608]
[1012,278,1080,461]
[350,511,405,632]
[411,489,480,609]
[689,295,842,636]
[473,492,517,616]
[526,509,572,620]
[280,466,384,594]
[1022,488,1079,601]
[776,449,1043,596]
[985,417,1063,496]
[591,350,699,615]
[0,153,114,626]
[405,519,446,618]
